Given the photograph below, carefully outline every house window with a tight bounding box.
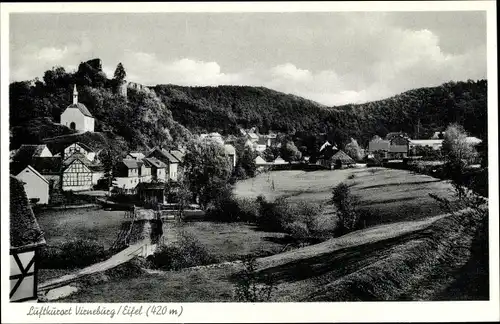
[70,122,76,130]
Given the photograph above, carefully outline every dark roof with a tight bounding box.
[10,176,46,251]
[143,157,167,168]
[64,152,92,167]
[146,147,180,163]
[170,150,184,163]
[385,132,409,140]
[66,142,93,152]
[32,157,62,175]
[122,159,140,169]
[43,132,107,154]
[136,182,166,190]
[88,163,105,172]
[330,150,356,164]
[12,145,50,164]
[257,137,268,145]
[64,102,93,117]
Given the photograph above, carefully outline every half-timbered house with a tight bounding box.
[10,176,46,302]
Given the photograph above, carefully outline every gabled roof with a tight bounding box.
[330,150,356,164]
[121,159,140,169]
[257,137,268,145]
[12,144,51,164]
[170,150,185,163]
[146,147,180,163]
[16,165,49,184]
[64,102,93,118]
[66,142,93,152]
[64,152,92,167]
[385,132,410,140]
[143,157,167,168]
[10,176,46,251]
[127,152,145,160]
[255,156,268,165]
[32,157,62,175]
[410,139,444,146]
[274,156,287,164]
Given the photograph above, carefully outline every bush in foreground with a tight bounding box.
[234,256,276,302]
[149,231,219,271]
[332,183,361,235]
[39,239,108,269]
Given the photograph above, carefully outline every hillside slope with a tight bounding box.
[154,80,487,146]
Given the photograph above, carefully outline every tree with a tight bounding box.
[236,147,257,179]
[182,139,232,209]
[280,141,302,162]
[113,63,127,81]
[442,123,479,198]
[261,146,279,162]
[332,183,360,235]
[344,138,363,161]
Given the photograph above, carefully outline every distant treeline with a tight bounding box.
[9,58,487,155]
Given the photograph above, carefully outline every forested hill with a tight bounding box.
[9,58,487,152]
[154,85,328,135]
[154,80,487,146]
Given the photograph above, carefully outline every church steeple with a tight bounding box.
[73,85,78,104]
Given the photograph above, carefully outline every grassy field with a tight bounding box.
[162,222,288,261]
[59,208,488,302]
[235,168,457,225]
[55,167,485,302]
[36,207,125,250]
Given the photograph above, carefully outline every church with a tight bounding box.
[60,85,95,133]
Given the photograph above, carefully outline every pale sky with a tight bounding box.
[9,12,487,106]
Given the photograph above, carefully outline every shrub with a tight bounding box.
[332,183,361,235]
[256,196,297,232]
[39,239,108,269]
[149,231,218,270]
[234,256,275,302]
[283,221,310,243]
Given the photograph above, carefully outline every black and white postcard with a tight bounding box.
[1,1,498,323]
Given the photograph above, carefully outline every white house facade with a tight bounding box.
[16,165,49,204]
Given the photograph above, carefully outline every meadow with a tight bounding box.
[58,167,485,302]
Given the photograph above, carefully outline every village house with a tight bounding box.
[143,157,167,182]
[224,144,237,168]
[10,145,63,203]
[126,152,146,160]
[60,85,95,133]
[273,156,287,165]
[255,155,269,167]
[63,142,98,161]
[145,147,181,182]
[255,137,268,152]
[12,144,53,162]
[9,176,46,302]
[318,149,356,169]
[136,182,166,206]
[368,133,410,160]
[409,132,482,153]
[138,159,152,183]
[113,159,141,193]
[15,165,50,205]
[61,153,93,191]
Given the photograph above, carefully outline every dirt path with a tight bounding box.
[38,238,152,292]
